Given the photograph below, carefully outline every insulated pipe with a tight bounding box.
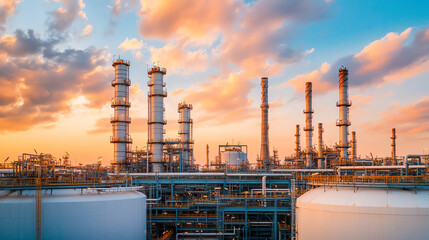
[391,128,397,164]
[111,58,132,169]
[262,176,267,195]
[178,102,193,170]
[317,123,324,169]
[295,125,301,158]
[336,66,351,161]
[304,82,314,167]
[147,65,167,172]
[351,131,357,160]
[260,77,270,168]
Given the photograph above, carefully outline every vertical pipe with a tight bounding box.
[111,58,132,171]
[148,65,167,172]
[178,102,193,171]
[337,66,351,161]
[260,77,270,168]
[391,128,396,165]
[295,125,300,158]
[351,131,357,161]
[303,82,313,167]
[317,123,323,169]
[262,176,267,195]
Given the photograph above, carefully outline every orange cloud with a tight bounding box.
[0,0,21,30]
[365,97,429,134]
[49,0,87,32]
[118,37,143,51]
[287,62,334,94]
[82,24,93,37]
[150,39,207,74]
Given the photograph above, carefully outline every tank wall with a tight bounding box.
[296,187,429,240]
[0,189,147,240]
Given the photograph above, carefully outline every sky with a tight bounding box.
[0,0,429,166]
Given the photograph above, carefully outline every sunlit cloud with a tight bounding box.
[118,37,143,50]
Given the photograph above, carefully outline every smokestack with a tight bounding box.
[318,123,324,159]
[337,66,351,161]
[391,128,396,164]
[178,102,193,170]
[111,58,132,170]
[260,77,270,168]
[295,125,301,158]
[304,82,314,167]
[351,131,357,161]
[148,65,167,172]
[206,144,209,168]
[317,123,324,169]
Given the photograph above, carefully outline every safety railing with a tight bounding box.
[308,175,429,186]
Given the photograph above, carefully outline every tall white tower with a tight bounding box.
[178,102,193,170]
[337,66,351,161]
[147,65,167,172]
[111,58,132,169]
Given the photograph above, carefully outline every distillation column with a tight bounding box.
[206,144,209,169]
[351,131,357,161]
[391,128,396,164]
[304,82,314,167]
[178,102,193,170]
[148,65,167,172]
[337,66,351,161]
[260,77,270,168]
[111,58,132,169]
[318,123,324,169]
[295,125,301,158]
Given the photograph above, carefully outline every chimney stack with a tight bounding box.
[304,82,314,167]
[391,128,396,164]
[295,125,301,158]
[260,77,270,168]
[337,66,351,161]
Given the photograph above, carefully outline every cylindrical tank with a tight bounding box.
[0,188,147,240]
[221,149,247,166]
[297,187,429,240]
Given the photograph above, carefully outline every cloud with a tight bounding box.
[150,38,207,74]
[0,0,21,31]
[82,24,93,37]
[287,27,429,94]
[49,0,87,32]
[118,37,143,50]
[183,72,258,125]
[287,62,333,94]
[108,0,139,17]
[0,29,111,132]
[365,97,429,135]
[138,0,239,40]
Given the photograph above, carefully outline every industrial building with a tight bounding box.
[0,59,428,240]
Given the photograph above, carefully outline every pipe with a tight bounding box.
[304,82,314,167]
[351,131,357,160]
[114,172,294,177]
[404,154,429,175]
[336,66,351,161]
[260,77,270,168]
[176,227,236,240]
[111,58,132,170]
[295,125,300,158]
[391,128,397,164]
[147,65,167,172]
[262,176,266,195]
[206,144,209,168]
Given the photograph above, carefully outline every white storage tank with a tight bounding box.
[0,188,147,240]
[296,187,429,240]
[221,149,247,166]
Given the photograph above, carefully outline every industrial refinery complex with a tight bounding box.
[1,58,428,240]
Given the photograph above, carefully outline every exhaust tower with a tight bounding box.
[260,77,270,168]
[391,128,396,164]
[148,65,167,172]
[111,58,132,169]
[178,102,193,170]
[351,131,357,161]
[295,125,301,158]
[304,82,314,167]
[337,66,351,161]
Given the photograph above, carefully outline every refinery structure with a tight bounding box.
[1,58,429,240]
